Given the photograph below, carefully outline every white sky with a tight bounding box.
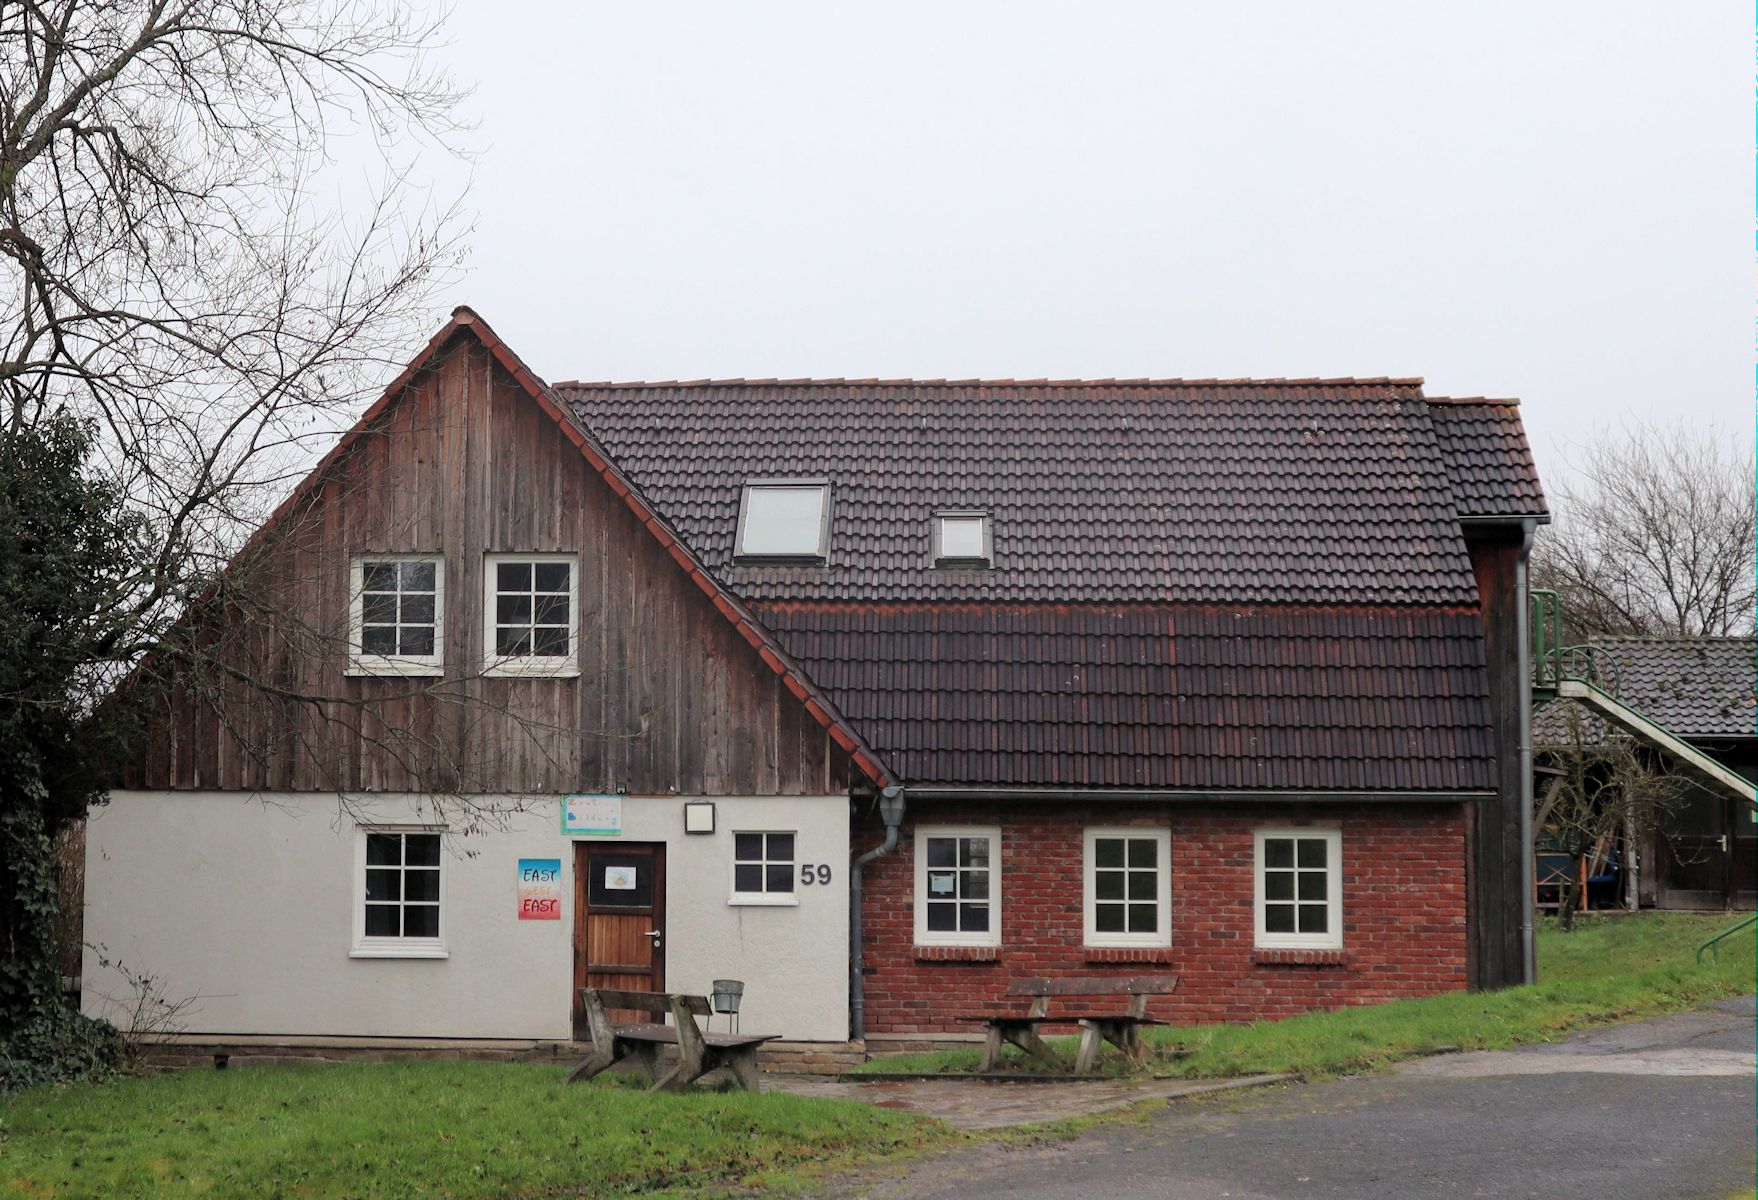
[418,1,1751,494]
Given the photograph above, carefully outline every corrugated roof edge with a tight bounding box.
[1591,635,1757,646]
[554,375,1428,389]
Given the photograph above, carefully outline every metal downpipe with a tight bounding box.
[849,786,905,1042]
[1517,519,1538,985]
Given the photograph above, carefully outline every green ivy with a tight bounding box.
[0,414,148,1089]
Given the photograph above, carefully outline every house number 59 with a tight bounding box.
[799,863,832,886]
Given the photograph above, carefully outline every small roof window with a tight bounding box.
[934,511,992,567]
[736,481,831,561]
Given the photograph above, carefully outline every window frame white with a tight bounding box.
[347,555,445,677]
[1253,827,1344,951]
[734,479,832,562]
[932,510,993,568]
[1083,826,1173,948]
[913,824,1002,948]
[728,829,801,907]
[482,553,580,678]
[351,825,448,959]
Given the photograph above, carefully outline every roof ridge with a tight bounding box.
[554,375,1427,390]
[1426,395,1522,407]
[1592,634,1757,645]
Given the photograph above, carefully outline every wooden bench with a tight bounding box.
[565,988,780,1092]
[959,975,1179,1073]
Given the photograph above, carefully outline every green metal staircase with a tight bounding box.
[1529,589,1757,811]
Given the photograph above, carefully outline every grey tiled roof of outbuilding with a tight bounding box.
[561,378,1486,606]
[1535,636,1756,744]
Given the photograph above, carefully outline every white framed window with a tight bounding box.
[914,825,1001,947]
[1084,827,1172,947]
[730,831,799,906]
[735,480,831,561]
[352,827,446,958]
[348,556,444,676]
[1254,828,1343,950]
[933,511,992,567]
[483,554,579,677]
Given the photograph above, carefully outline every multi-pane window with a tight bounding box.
[933,512,992,567]
[736,481,831,560]
[1085,829,1170,947]
[350,557,442,674]
[356,830,443,953]
[732,832,796,899]
[1255,829,1343,950]
[915,827,1000,946]
[484,555,577,675]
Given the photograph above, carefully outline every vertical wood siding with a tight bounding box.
[125,335,850,797]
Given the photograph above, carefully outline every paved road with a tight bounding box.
[831,997,1757,1200]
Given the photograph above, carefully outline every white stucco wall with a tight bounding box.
[82,791,851,1042]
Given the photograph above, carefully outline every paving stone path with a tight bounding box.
[766,1072,1291,1130]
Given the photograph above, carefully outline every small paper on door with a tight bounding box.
[604,865,637,891]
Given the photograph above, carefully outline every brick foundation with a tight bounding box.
[859,802,1468,1035]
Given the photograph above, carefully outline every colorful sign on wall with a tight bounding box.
[561,793,622,837]
[518,858,562,920]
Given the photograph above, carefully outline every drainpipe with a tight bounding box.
[849,786,905,1042]
[1517,518,1538,985]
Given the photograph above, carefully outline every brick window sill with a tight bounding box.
[1252,948,1348,967]
[1084,947,1173,965]
[913,945,1000,963]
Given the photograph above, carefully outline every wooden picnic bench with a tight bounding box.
[565,987,779,1092]
[959,975,1179,1073]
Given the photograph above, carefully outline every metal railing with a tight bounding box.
[1529,589,1619,695]
[1696,913,1757,966]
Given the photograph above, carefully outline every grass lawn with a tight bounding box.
[1,914,1749,1198]
[0,1063,950,1199]
[854,911,1757,1079]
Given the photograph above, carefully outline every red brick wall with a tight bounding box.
[858,802,1468,1035]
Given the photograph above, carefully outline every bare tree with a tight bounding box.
[1532,421,1756,641]
[0,0,470,664]
[1534,708,1687,931]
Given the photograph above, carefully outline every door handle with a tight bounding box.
[1718,835,1729,853]
[645,928,662,950]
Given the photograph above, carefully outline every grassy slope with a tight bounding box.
[855,912,1757,1078]
[0,1064,949,1199]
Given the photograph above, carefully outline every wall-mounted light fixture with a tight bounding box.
[683,801,716,835]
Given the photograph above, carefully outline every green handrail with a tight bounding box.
[1696,913,1757,966]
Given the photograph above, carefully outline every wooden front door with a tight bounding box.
[574,842,665,1038]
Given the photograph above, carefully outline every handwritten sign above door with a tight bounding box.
[562,794,623,837]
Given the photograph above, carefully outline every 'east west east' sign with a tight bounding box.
[517,858,562,920]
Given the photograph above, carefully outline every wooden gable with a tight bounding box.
[124,323,862,797]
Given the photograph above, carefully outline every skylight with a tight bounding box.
[934,511,992,567]
[736,481,831,561]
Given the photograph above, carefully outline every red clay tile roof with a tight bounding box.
[753,602,1495,790]
[560,379,1487,606]
[552,374,1543,792]
[1424,398,1548,519]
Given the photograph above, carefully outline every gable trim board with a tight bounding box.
[85,310,1547,1050]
